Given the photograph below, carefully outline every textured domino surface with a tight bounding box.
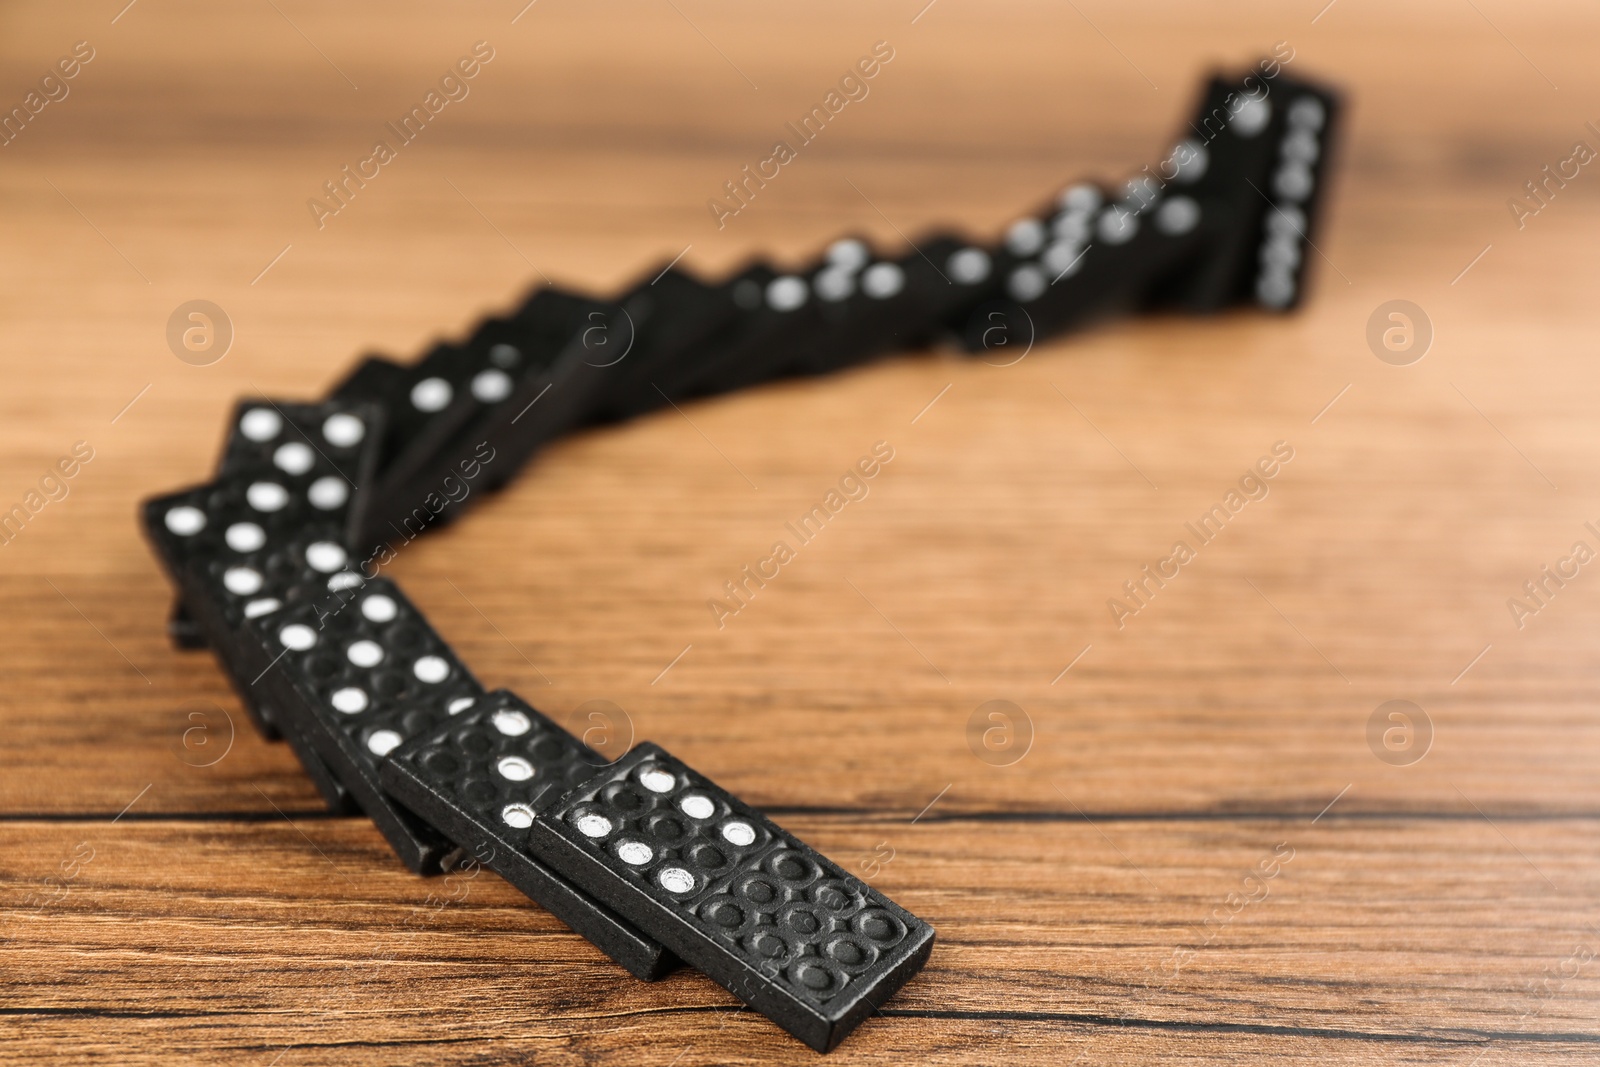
[244,576,483,873]
[379,691,675,979]
[525,743,935,1052]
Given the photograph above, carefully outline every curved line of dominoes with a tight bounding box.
[140,64,1340,1054]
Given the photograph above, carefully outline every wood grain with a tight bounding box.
[3,1,1600,1063]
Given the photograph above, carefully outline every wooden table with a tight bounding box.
[3,2,1598,1063]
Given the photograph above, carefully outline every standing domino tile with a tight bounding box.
[242,576,483,873]
[378,691,675,980]
[1248,85,1340,311]
[524,743,935,1052]
[1143,70,1342,312]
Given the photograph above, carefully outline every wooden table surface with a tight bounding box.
[4,1,1600,1063]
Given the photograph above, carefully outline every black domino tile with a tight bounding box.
[145,476,368,806]
[354,291,626,545]
[199,401,383,577]
[768,237,888,378]
[185,563,362,815]
[671,257,851,399]
[959,180,1224,348]
[242,577,483,873]
[946,184,1104,350]
[326,287,602,546]
[326,356,414,469]
[177,515,362,712]
[150,398,383,738]
[1143,69,1342,313]
[588,264,751,424]
[166,399,384,655]
[524,743,935,1052]
[378,691,676,980]
[1239,80,1342,311]
[1141,73,1287,311]
[787,233,1000,376]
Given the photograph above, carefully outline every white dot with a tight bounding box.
[658,867,695,894]
[1261,235,1302,271]
[243,598,281,619]
[279,624,316,651]
[1274,162,1314,202]
[1042,241,1085,277]
[1156,196,1201,236]
[239,408,282,442]
[273,441,314,476]
[679,794,714,819]
[308,476,349,510]
[413,655,449,683]
[497,755,535,781]
[305,541,346,573]
[223,567,263,595]
[576,812,613,838]
[1007,265,1046,303]
[1282,128,1320,165]
[1004,218,1045,256]
[322,413,366,448]
[360,594,397,623]
[165,506,206,536]
[1257,270,1295,308]
[1232,95,1272,138]
[493,709,531,735]
[1171,140,1209,184]
[367,729,403,756]
[639,767,676,793]
[448,696,476,715]
[502,803,536,829]
[489,343,521,368]
[1058,184,1102,213]
[826,238,869,270]
[812,267,855,302]
[331,687,368,714]
[765,276,808,311]
[471,368,513,403]
[946,247,990,285]
[327,571,363,592]
[347,640,383,668]
[411,377,453,412]
[721,820,756,846]
[225,522,266,553]
[1267,205,1306,239]
[1289,96,1325,131]
[1053,212,1091,243]
[618,841,654,865]
[246,482,289,512]
[1097,208,1138,245]
[861,262,904,299]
